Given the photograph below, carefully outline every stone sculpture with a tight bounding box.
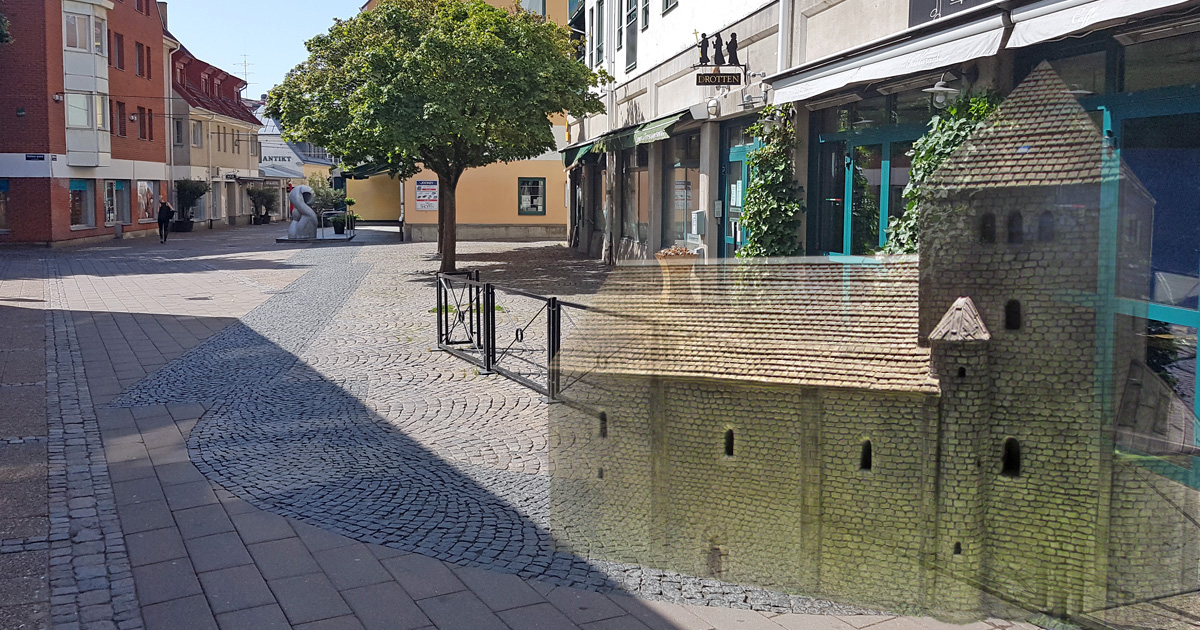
[288,185,318,240]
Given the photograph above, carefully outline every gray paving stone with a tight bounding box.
[231,511,294,545]
[162,481,218,512]
[294,615,366,630]
[198,565,276,615]
[173,504,234,540]
[453,565,547,612]
[248,537,321,580]
[341,582,431,630]
[544,588,628,625]
[292,521,355,553]
[115,498,175,535]
[141,594,218,630]
[415,590,509,630]
[112,477,166,507]
[268,573,351,625]
[125,528,187,567]
[184,532,254,573]
[154,462,207,488]
[581,615,655,630]
[132,558,203,606]
[107,457,157,483]
[380,554,466,601]
[215,604,291,630]
[311,544,391,591]
[500,602,584,630]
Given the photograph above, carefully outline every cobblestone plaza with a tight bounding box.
[0,225,1060,630]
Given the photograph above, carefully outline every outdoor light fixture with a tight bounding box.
[923,73,960,110]
[1066,84,1096,98]
[706,97,720,118]
[129,113,138,122]
[52,94,63,103]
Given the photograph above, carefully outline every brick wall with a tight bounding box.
[107,0,168,164]
[0,1,60,154]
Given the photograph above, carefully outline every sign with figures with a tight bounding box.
[415,180,439,211]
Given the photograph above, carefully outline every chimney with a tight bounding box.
[157,2,168,28]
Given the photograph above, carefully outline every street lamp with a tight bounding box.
[923,73,960,110]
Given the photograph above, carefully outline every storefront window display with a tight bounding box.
[70,180,94,227]
[137,181,158,222]
[622,146,650,244]
[663,133,699,247]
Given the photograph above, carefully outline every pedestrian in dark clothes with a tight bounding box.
[157,196,175,243]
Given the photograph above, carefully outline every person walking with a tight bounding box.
[157,195,175,243]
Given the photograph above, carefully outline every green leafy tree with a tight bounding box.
[305,173,346,211]
[0,1,12,46]
[737,104,805,258]
[267,0,606,271]
[882,93,999,254]
[173,179,211,222]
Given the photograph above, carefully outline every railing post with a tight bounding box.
[435,273,445,348]
[483,283,496,374]
[547,297,560,401]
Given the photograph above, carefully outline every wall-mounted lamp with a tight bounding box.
[52,94,64,103]
[740,92,765,110]
[129,113,138,122]
[922,73,960,110]
[706,97,720,118]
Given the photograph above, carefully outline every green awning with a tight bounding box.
[560,142,594,169]
[593,129,636,153]
[634,112,686,145]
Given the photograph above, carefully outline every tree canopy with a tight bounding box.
[266,0,606,271]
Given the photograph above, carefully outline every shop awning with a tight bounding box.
[560,142,594,169]
[1008,0,1192,48]
[593,128,636,153]
[772,14,1007,106]
[634,112,686,145]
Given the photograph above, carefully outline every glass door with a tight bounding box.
[104,182,117,226]
[724,158,745,258]
[850,144,883,255]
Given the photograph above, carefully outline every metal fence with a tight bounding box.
[436,271,634,401]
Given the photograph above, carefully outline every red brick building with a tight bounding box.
[0,0,173,245]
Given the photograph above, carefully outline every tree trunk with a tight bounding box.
[436,186,445,255]
[438,170,461,273]
[601,149,619,266]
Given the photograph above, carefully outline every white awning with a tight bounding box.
[1008,0,1193,48]
[772,15,1007,106]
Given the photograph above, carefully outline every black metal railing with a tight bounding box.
[436,272,640,401]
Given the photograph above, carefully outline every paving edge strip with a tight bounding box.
[44,257,145,630]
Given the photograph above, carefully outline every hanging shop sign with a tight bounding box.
[415,180,439,211]
[697,73,742,86]
[909,0,1000,27]
[694,29,747,85]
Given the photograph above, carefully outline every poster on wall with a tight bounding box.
[415,180,439,211]
[674,181,692,212]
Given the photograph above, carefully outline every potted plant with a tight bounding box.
[172,179,211,232]
[655,245,700,301]
[247,186,279,225]
[329,214,348,235]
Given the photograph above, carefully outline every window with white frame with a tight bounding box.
[64,14,89,52]
[94,95,109,131]
[192,121,203,147]
[174,119,184,145]
[526,0,545,15]
[66,94,91,128]
[595,0,605,63]
[641,0,648,29]
[588,7,595,67]
[94,18,107,55]
[663,0,677,14]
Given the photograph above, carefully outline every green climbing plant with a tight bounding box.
[882,92,999,254]
[737,103,805,258]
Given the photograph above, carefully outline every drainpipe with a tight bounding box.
[777,0,793,74]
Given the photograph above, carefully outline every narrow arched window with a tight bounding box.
[1007,211,1024,244]
[859,440,873,471]
[1001,438,1021,477]
[957,367,967,378]
[598,412,608,438]
[1005,300,1022,330]
[954,542,963,555]
[724,429,735,457]
[1037,211,1054,242]
[980,213,996,243]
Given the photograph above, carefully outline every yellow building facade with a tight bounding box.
[351,0,569,242]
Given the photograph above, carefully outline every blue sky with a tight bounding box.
[165,0,363,99]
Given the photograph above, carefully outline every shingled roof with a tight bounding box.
[930,296,990,343]
[558,259,937,394]
[929,62,1128,191]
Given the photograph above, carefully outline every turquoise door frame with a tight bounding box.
[1078,84,1200,421]
[720,140,759,257]
[814,122,926,255]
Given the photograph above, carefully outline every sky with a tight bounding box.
[164,0,364,99]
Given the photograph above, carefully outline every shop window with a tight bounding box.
[69,180,95,228]
[979,213,996,243]
[859,440,872,471]
[1038,211,1054,242]
[137,181,158,222]
[1007,211,1023,244]
[621,147,649,242]
[1001,438,1021,478]
[1005,300,1022,331]
[1124,31,1200,93]
[853,96,887,130]
[518,177,546,216]
[1049,51,1106,96]
[893,90,932,124]
[0,180,10,232]
[724,430,735,457]
[664,133,700,246]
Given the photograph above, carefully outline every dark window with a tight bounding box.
[597,467,604,479]
[1001,438,1021,477]
[112,33,125,70]
[137,107,147,139]
[980,213,996,243]
[116,101,126,137]
[859,440,872,471]
[625,0,637,69]
[957,367,967,378]
[1005,300,1022,330]
[135,42,145,76]
[598,412,608,439]
[954,542,963,555]
[1007,211,1023,244]
[1038,211,1054,242]
[724,429,734,457]
[147,109,154,141]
